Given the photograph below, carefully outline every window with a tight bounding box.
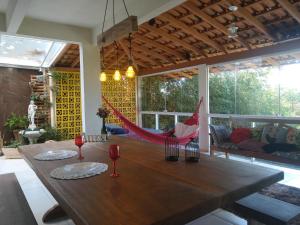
[0,34,66,68]
[209,56,300,117]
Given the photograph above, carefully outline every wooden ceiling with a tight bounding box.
[52,0,300,75]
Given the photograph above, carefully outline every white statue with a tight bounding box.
[28,100,37,130]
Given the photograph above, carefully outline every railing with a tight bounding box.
[140,111,300,130]
[209,114,300,124]
[140,111,193,130]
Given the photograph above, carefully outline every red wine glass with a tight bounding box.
[75,135,84,160]
[109,144,120,177]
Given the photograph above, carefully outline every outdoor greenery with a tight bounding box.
[141,65,300,130]
[141,75,199,130]
[38,125,63,143]
[209,67,300,116]
[4,113,28,131]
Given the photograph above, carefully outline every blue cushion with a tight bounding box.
[106,123,122,132]
[110,128,129,135]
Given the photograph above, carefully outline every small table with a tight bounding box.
[19,136,283,225]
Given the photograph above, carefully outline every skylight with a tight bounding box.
[0,34,66,68]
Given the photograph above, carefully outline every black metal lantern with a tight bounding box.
[165,137,179,161]
[185,139,200,162]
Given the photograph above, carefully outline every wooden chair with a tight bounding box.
[234,193,300,225]
[0,173,37,225]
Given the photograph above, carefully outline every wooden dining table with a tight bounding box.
[19,136,284,225]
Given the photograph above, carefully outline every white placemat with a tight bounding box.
[50,162,108,180]
[34,150,77,161]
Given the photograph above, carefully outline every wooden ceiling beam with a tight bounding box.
[118,39,139,71]
[71,56,80,68]
[132,43,175,64]
[224,0,274,40]
[139,38,300,75]
[160,13,225,53]
[143,23,204,57]
[106,52,126,69]
[183,1,251,50]
[277,0,300,24]
[51,44,71,67]
[132,50,161,66]
[135,34,183,58]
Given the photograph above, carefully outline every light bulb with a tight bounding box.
[126,65,135,78]
[113,70,121,81]
[99,71,107,82]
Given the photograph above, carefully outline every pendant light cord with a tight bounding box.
[122,0,129,17]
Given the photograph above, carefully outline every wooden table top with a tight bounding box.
[19,136,284,225]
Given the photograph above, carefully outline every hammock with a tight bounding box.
[102,96,203,145]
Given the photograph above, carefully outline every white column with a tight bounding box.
[79,43,101,134]
[198,64,210,153]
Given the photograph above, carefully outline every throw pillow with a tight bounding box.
[174,123,198,138]
[209,125,231,146]
[286,128,298,144]
[230,128,251,144]
[110,128,129,135]
[261,124,277,144]
[275,127,288,143]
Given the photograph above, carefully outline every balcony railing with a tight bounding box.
[140,111,300,130]
[140,111,193,130]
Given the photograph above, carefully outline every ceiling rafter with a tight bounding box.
[277,0,300,24]
[224,0,274,40]
[143,23,204,57]
[51,44,71,67]
[71,56,80,68]
[160,13,226,53]
[183,1,251,49]
[135,34,183,59]
[132,43,175,64]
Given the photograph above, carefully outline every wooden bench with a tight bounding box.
[234,193,300,225]
[0,173,37,225]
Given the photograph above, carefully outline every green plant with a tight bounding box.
[5,140,22,148]
[38,125,62,143]
[4,113,28,131]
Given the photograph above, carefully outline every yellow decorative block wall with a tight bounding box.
[55,71,82,139]
[102,75,136,126]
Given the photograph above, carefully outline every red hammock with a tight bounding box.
[102,96,203,145]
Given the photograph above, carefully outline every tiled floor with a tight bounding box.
[0,154,299,225]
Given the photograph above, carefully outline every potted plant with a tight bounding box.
[4,113,28,142]
[96,107,110,139]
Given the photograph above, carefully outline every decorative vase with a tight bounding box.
[101,118,108,140]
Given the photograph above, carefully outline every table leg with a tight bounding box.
[42,204,68,222]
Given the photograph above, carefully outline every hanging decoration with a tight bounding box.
[125,33,135,78]
[98,0,138,82]
[228,5,239,39]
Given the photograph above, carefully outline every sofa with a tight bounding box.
[210,123,300,166]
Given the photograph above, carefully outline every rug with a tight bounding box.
[2,148,22,159]
[260,183,300,225]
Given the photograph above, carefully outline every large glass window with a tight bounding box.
[209,57,300,117]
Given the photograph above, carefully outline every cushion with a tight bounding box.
[275,127,288,143]
[262,143,298,153]
[210,125,231,146]
[261,124,277,144]
[230,128,251,144]
[110,128,129,135]
[237,139,265,151]
[286,128,298,144]
[106,123,122,132]
[174,123,198,138]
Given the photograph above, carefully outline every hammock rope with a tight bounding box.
[102,96,203,145]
